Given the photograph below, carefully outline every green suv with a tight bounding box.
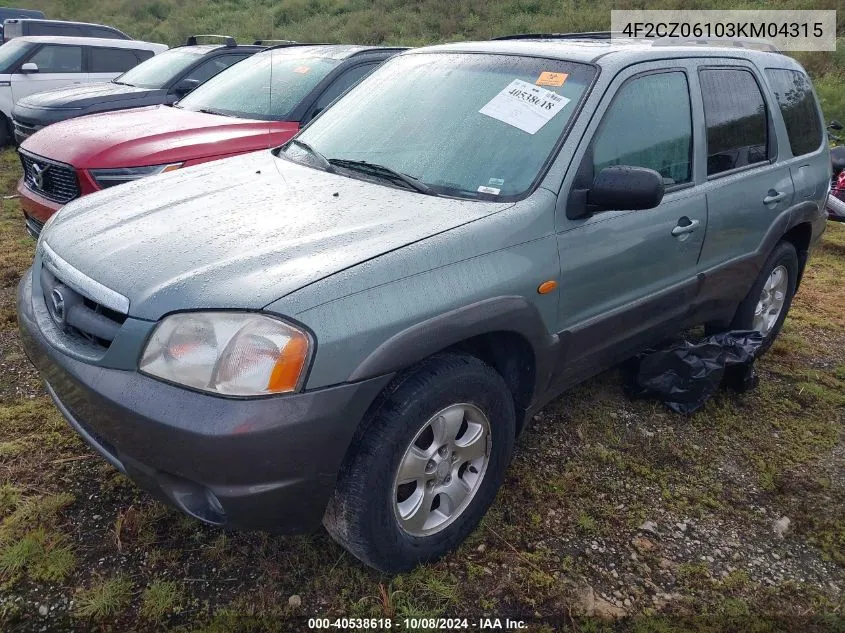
[18,35,829,572]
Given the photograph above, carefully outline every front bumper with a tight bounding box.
[18,270,392,533]
[17,179,62,234]
[827,192,845,222]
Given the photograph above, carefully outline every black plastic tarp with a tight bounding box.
[623,330,763,414]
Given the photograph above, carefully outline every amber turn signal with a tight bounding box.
[537,280,558,295]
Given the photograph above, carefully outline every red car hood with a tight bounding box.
[21,105,298,168]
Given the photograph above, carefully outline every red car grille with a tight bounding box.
[20,150,80,204]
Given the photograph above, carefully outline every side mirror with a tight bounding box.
[587,165,665,212]
[172,78,200,96]
[829,120,843,131]
[19,62,39,74]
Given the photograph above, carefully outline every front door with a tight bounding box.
[554,65,707,382]
[11,43,87,102]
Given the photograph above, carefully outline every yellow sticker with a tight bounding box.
[536,71,568,87]
[293,65,311,74]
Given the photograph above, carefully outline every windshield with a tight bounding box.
[116,48,205,89]
[176,50,341,121]
[0,38,32,71]
[292,53,595,200]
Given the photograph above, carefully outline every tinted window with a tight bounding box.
[765,68,822,157]
[700,69,769,176]
[294,53,595,200]
[177,50,342,120]
[311,63,377,116]
[89,48,142,73]
[30,23,82,37]
[27,45,83,73]
[183,54,250,84]
[593,71,692,186]
[90,26,128,39]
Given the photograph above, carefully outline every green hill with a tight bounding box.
[5,0,845,120]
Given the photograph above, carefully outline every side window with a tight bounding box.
[700,69,769,176]
[592,71,692,186]
[89,48,141,73]
[26,45,83,73]
[30,23,82,37]
[183,55,249,84]
[765,68,823,157]
[136,50,155,63]
[90,27,128,39]
[311,63,377,117]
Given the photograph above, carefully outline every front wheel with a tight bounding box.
[730,240,799,354]
[323,352,515,573]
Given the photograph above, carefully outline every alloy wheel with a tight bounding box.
[392,403,491,537]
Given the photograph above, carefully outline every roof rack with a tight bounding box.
[493,31,614,41]
[185,34,237,47]
[651,36,780,52]
[253,39,297,46]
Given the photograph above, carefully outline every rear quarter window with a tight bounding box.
[765,68,823,157]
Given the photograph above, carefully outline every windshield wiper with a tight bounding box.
[327,159,432,195]
[197,107,230,117]
[285,139,333,172]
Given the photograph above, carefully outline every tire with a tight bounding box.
[729,240,799,355]
[324,352,516,573]
[0,114,10,148]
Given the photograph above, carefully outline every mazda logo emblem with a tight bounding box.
[50,288,66,327]
[29,162,49,190]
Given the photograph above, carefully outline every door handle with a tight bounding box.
[671,218,700,237]
[763,190,787,205]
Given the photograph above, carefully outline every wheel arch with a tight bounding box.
[347,296,559,433]
[780,221,813,288]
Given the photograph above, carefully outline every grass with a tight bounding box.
[140,580,184,621]
[74,575,134,620]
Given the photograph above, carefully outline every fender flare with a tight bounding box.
[347,295,560,405]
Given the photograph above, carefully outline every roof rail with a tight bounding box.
[185,34,237,47]
[253,39,297,46]
[492,31,614,41]
[650,36,780,52]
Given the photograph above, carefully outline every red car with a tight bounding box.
[18,44,403,237]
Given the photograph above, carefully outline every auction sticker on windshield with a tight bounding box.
[479,79,571,134]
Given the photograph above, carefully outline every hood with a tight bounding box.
[42,151,513,321]
[16,82,157,110]
[21,105,296,168]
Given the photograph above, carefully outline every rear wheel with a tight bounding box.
[323,352,515,572]
[729,240,798,354]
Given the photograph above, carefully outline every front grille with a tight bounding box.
[40,266,127,350]
[24,213,44,239]
[19,150,80,204]
[12,119,41,143]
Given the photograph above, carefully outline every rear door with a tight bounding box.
[695,65,795,284]
[554,62,708,380]
[10,43,86,102]
[87,47,147,83]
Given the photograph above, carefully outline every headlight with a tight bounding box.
[139,312,311,396]
[89,163,183,189]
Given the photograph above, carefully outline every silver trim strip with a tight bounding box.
[41,243,130,314]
